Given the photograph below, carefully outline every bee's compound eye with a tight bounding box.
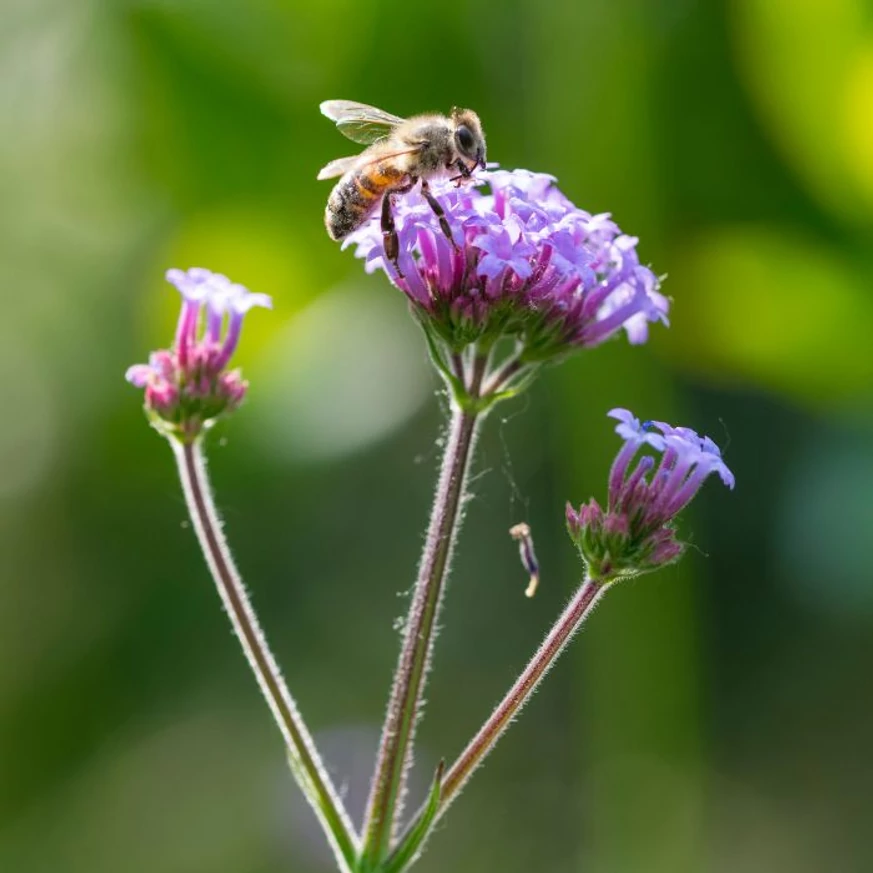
[455,124,475,154]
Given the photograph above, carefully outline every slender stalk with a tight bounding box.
[450,351,468,390]
[172,438,359,872]
[440,575,605,807]
[361,358,485,868]
[482,355,523,395]
[388,575,606,869]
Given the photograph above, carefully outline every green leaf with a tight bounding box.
[382,760,445,873]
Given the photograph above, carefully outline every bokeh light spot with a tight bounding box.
[733,0,873,222]
[246,283,433,463]
[664,227,873,406]
[776,429,873,618]
[0,332,57,503]
[140,205,314,359]
[842,45,873,203]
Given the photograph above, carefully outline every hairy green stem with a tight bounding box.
[361,359,484,868]
[389,575,606,869]
[173,438,359,872]
[482,355,523,395]
[441,575,605,805]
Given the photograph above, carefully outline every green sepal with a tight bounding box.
[487,362,540,405]
[418,321,468,401]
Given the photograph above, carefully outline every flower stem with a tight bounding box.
[388,575,606,868]
[482,355,523,395]
[441,575,605,806]
[361,359,484,868]
[172,438,359,872]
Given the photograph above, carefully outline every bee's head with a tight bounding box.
[451,108,487,171]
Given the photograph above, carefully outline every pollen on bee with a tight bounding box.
[509,522,540,598]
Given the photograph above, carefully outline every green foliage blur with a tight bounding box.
[2,0,872,870]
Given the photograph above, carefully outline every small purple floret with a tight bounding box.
[127,267,271,439]
[567,408,734,579]
[343,169,668,359]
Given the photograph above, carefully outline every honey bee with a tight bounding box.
[318,100,487,270]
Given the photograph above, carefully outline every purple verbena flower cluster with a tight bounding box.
[344,169,668,360]
[566,409,735,580]
[126,268,271,440]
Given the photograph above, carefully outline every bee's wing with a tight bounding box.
[320,100,406,145]
[317,146,424,182]
[316,155,361,180]
[318,144,426,182]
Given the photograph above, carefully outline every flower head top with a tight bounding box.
[566,408,734,580]
[126,268,271,441]
[344,169,668,361]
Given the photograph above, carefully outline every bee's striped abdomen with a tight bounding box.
[325,162,405,241]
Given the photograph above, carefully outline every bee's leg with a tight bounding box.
[380,178,417,275]
[448,159,474,186]
[380,193,403,275]
[419,179,457,249]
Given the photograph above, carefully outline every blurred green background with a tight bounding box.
[2,0,873,871]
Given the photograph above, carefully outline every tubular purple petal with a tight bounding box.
[206,305,224,344]
[648,452,697,523]
[215,312,244,371]
[342,168,667,358]
[700,435,735,489]
[614,455,655,513]
[662,463,716,518]
[567,409,734,578]
[174,300,199,370]
[127,267,269,440]
[608,408,666,449]
[125,364,153,387]
[608,407,639,429]
[166,267,214,304]
[229,288,273,315]
[607,438,641,502]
